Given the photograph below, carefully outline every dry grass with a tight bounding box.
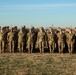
[0,53,76,75]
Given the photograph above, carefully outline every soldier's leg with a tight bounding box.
[21,42,24,53]
[2,40,4,53]
[0,41,1,53]
[11,41,14,53]
[49,45,51,53]
[20,43,23,53]
[61,42,64,54]
[68,43,71,54]
[52,43,55,53]
[8,42,12,53]
[39,42,42,53]
[71,42,73,54]
[31,42,33,53]
[58,42,61,54]
[4,41,7,53]
[18,42,20,52]
[28,43,31,53]
[49,42,52,53]
[42,42,44,54]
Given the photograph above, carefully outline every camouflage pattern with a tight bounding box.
[0,26,76,54]
[57,27,65,54]
[7,28,14,53]
[18,28,24,53]
[47,27,55,53]
[65,28,75,54]
[74,27,76,50]
[36,27,46,54]
[27,28,35,53]
[0,29,5,53]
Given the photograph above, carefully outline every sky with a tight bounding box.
[0,0,76,28]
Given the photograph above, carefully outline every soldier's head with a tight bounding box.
[65,27,69,32]
[74,27,76,31]
[39,27,44,32]
[10,28,13,32]
[14,26,17,31]
[29,28,33,33]
[5,26,9,31]
[49,27,53,32]
[57,27,62,32]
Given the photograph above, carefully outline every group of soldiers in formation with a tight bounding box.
[0,26,76,54]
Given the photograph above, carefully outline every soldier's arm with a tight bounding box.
[72,34,75,44]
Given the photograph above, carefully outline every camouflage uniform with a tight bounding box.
[0,29,5,53]
[74,27,76,50]
[47,28,55,53]
[7,29,14,53]
[18,28,24,53]
[37,27,45,54]
[65,29,75,54]
[27,28,35,53]
[57,28,65,54]
[4,27,9,52]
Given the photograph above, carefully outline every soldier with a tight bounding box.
[74,27,76,50]
[65,28,75,54]
[22,26,28,52]
[7,28,14,53]
[74,27,76,36]
[47,27,55,53]
[26,28,35,54]
[3,26,9,52]
[0,28,5,53]
[57,27,65,54]
[36,27,46,54]
[13,26,18,52]
[18,28,24,53]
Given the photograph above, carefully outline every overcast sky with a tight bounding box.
[0,0,76,28]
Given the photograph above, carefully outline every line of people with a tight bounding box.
[0,26,76,54]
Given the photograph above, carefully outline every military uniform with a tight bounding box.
[74,28,76,51]
[18,29,24,53]
[7,29,14,53]
[0,29,5,53]
[47,31,55,53]
[65,31,75,54]
[37,27,45,54]
[57,31,65,54]
[27,29,35,53]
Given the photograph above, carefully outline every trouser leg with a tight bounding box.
[12,41,14,53]
[2,40,4,53]
[18,42,20,52]
[21,42,23,53]
[28,43,31,53]
[39,42,42,53]
[0,41,1,53]
[42,42,44,54]
[31,42,33,53]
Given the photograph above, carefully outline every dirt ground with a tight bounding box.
[0,53,76,75]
